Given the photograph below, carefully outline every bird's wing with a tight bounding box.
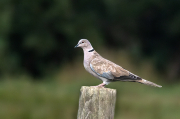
[90,57,141,81]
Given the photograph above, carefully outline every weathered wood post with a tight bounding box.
[77,86,116,119]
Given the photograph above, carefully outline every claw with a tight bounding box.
[91,83,106,88]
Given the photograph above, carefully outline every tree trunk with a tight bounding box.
[77,86,116,119]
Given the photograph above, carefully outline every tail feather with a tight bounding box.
[138,79,162,88]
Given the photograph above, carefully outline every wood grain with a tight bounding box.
[77,86,116,119]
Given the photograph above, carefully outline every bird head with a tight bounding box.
[74,39,93,50]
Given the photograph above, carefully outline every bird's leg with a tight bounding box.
[92,83,106,88]
[91,83,106,88]
[97,83,106,88]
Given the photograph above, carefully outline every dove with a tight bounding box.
[75,39,162,88]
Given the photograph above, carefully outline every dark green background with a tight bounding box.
[1,0,180,80]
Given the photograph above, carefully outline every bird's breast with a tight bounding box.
[83,60,90,72]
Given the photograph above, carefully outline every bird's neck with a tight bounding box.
[82,46,94,53]
[88,49,94,52]
[83,48,94,64]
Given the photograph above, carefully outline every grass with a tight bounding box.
[0,79,80,119]
[0,50,179,119]
[0,79,179,119]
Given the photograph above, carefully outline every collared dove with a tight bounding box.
[75,39,162,88]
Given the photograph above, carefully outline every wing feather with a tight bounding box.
[90,57,142,81]
[90,58,129,80]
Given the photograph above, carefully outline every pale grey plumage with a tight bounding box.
[75,39,162,88]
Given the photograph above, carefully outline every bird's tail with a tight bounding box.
[137,79,162,88]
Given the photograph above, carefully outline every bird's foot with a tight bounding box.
[91,83,106,88]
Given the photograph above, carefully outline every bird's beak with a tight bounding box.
[74,44,79,48]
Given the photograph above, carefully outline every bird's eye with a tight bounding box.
[82,42,84,43]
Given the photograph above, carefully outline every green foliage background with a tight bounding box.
[0,0,180,79]
[0,0,180,119]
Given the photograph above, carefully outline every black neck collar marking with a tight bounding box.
[88,49,94,52]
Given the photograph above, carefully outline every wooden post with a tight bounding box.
[77,86,116,119]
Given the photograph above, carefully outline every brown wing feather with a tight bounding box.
[90,56,143,82]
[90,57,130,78]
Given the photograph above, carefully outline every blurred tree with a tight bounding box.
[0,0,180,80]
